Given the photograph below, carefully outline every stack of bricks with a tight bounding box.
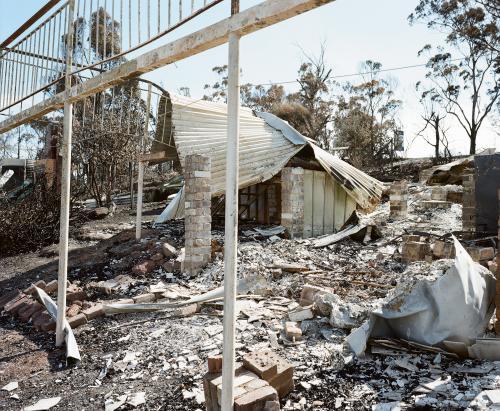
[432,240,456,260]
[184,154,212,276]
[389,180,408,219]
[462,172,476,232]
[281,167,304,239]
[0,280,104,332]
[496,188,500,336]
[203,355,282,411]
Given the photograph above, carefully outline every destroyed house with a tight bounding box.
[151,94,384,238]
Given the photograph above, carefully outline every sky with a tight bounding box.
[1,0,498,157]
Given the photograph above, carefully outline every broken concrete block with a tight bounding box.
[288,305,314,322]
[433,240,455,259]
[68,313,87,329]
[67,290,87,303]
[161,242,177,258]
[208,355,223,373]
[285,321,302,341]
[82,303,104,320]
[33,311,51,331]
[151,252,164,262]
[299,284,333,307]
[243,351,278,381]
[263,400,281,411]
[133,293,156,303]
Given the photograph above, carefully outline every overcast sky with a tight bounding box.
[1,0,498,157]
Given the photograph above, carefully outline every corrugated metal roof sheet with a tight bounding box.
[170,95,304,196]
[155,94,383,222]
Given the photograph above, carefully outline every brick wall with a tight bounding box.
[184,154,211,276]
[281,167,304,239]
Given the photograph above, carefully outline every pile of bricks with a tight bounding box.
[433,240,456,259]
[203,351,293,411]
[184,154,212,276]
[389,180,408,219]
[281,167,304,239]
[419,200,452,210]
[0,279,104,332]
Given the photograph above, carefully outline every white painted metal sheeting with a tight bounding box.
[155,94,384,223]
[170,94,304,196]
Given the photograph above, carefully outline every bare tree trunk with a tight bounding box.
[469,129,477,155]
[435,117,440,160]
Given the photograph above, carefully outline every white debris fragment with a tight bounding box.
[1,381,18,392]
[24,397,62,411]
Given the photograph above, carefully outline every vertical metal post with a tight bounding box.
[56,0,76,348]
[221,1,240,409]
[135,83,152,240]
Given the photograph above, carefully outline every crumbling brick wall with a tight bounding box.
[184,154,212,276]
[462,172,476,232]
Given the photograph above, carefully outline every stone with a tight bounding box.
[151,253,164,262]
[288,305,314,322]
[161,242,177,258]
[82,304,104,320]
[67,313,87,329]
[173,303,198,317]
[299,284,333,307]
[133,293,156,303]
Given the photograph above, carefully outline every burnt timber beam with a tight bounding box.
[0,0,335,134]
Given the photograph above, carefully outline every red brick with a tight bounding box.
[66,304,81,318]
[82,304,104,320]
[234,386,278,411]
[67,313,87,329]
[67,290,87,303]
[5,296,30,315]
[44,280,58,294]
[208,355,223,373]
[0,290,21,310]
[243,351,278,381]
[18,301,43,322]
[41,319,56,332]
[33,312,52,331]
[173,303,198,317]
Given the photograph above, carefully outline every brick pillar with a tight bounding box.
[389,180,408,219]
[462,172,476,232]
[184,154,211,276]
[281,167,304,239]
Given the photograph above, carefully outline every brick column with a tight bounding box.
[281,167,304,239]
[462,172,476,232]
[389,180,408,219]
[184,154,211,276]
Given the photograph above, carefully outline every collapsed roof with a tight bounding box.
[152,94,384,222]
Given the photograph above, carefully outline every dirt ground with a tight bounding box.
[0,184,498,411]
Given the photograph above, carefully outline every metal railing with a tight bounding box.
[0,0,223,113]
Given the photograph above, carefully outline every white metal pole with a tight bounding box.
[221,30,240,411]
[135,84,152,241]
[56,0,76,347]
[135,161,145,240]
